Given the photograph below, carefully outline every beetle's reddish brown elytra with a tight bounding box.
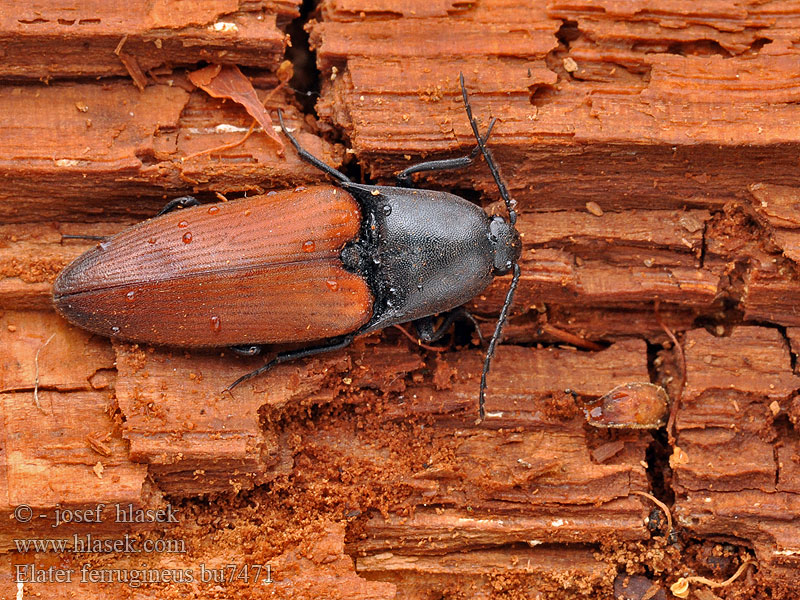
[54,75,521,420]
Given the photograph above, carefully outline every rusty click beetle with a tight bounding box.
[53,74,522,419]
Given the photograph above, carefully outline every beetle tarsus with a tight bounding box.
[225,334,356,392]
[277,109,352,184]
[157,195,201,216]
[230,344,263,357]
[414,307,485,346]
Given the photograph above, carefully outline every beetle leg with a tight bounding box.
[413,307,485,346]
[395,121,495,188]
[230,344,263,356]
[156,195,201,216]
[225,334,355,392]
[460,309,486,346]
[60,234,108,242]
[413,315,449,343]
[277,110,352,184]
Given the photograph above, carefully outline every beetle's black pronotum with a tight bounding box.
[53,74,521,420]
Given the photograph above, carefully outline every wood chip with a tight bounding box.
[586,201,604,216]
[188,64,284,150]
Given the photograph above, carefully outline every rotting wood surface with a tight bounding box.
[2,0,800,598]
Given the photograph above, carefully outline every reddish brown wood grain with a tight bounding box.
[0,0,300,79]
[673,327,800,579]
[312,0,800,214]
[0,81,343,223]
[3,0,800,598]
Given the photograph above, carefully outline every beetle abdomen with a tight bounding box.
[54,186,372,346]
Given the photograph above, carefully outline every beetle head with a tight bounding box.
[489,216,521,275]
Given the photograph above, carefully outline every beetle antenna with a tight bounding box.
[277,109,352,184]
[479,263,520,420]
[459,73,517,226]
[461,73,521,420]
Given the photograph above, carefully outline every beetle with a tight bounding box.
[53,74,521,419]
